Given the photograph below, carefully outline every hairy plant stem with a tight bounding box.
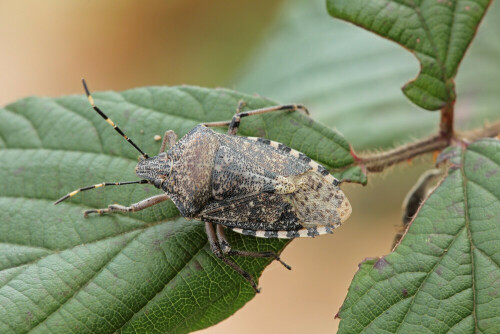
[353,118,500,174]
[354,135,449,172]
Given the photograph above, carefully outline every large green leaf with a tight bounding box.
[337,138,500,333]
[327,0,492,110]
[0,86,355,333]
[234,0,500,149]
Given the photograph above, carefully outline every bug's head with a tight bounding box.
[135,152,172,189]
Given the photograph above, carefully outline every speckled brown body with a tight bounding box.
[136,125,351,239]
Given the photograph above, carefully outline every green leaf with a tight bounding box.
[337,138,500,333]
[327,0,492,110]
[0,86,355,333]
[333,165,367,185]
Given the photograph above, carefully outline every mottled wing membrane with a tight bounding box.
[217,135,312,176]
[198,192,300,231]
[212,146,283,200]
[288,171,350,227]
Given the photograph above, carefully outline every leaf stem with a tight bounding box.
[440,102,454,138]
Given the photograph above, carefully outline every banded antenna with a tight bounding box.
[82,78,149,159]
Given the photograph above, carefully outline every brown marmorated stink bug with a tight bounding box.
[55,80,352,292]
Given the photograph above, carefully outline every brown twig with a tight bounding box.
[355,134,449,172]
[440,102,454,138]
[352,117,500,174]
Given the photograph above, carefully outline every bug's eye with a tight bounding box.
[153,178,164,188]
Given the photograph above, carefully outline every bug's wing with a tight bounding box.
[211,144,309,200]
[199,170,351,236]
[198,191,302,232]
[202,135,351,237]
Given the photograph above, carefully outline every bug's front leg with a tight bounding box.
[215,224,291,270]
[84,194,169,217]
[205,222,260,293]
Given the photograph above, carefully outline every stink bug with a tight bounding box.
[55,80,352,292]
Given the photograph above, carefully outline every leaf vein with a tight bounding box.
[460,145,478,332]
[28,230,144,332]
[2,106,43,147]
[391,229,468,332]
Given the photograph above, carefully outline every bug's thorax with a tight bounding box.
[135,152,172,189]
[161,125,221,217]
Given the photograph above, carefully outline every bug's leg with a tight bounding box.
[84,194,169,217]
[205,222,260,293]
[202,120,232,128]
[216,225,291,270]
[227,103,310,136]
[159,130,178,153]
[203,101,309,136]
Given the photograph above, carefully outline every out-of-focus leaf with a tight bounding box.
[337,138,500,333]
[234,0,500,149]
[0,85,356,333]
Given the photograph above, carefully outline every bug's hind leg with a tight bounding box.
[84,194,169,217]
[203,101,309,136]
[205,222,261,293]
[215,225,291,270]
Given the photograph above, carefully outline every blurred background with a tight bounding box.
[1,0,499,333]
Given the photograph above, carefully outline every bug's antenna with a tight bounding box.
[82,78,149,159]
[54,180,149,205]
